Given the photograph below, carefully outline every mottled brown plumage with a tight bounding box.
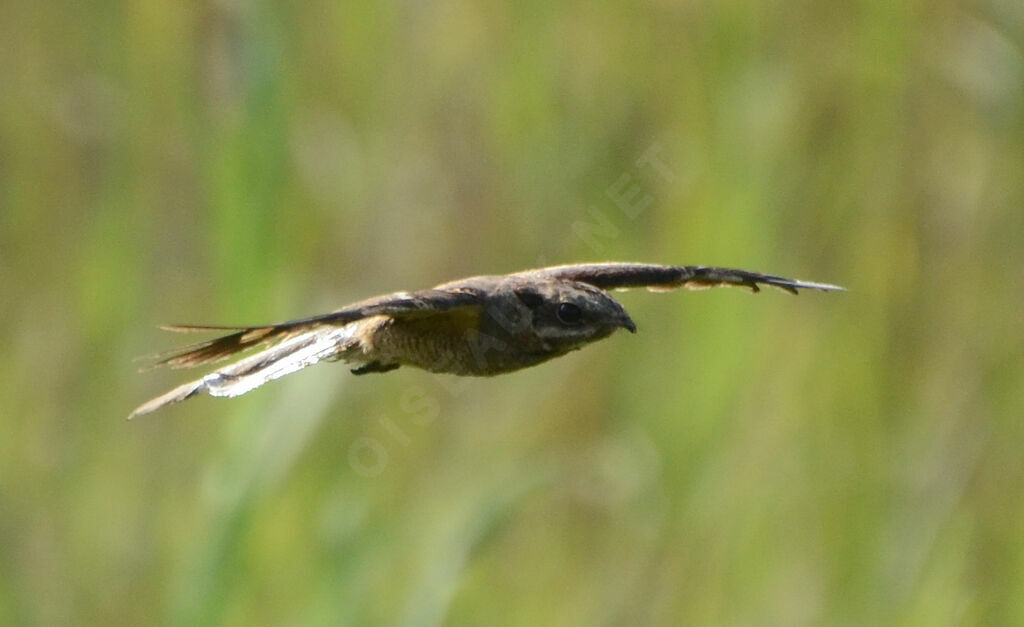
[129,263,842,418]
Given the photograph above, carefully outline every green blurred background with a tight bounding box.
[2,0,1023,625]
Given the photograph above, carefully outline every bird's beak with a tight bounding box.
[618,314,637,333]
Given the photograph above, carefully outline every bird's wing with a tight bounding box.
[129,286,485,418]
[143,286,484,369]
[522,263,843,294]
[128,325,361,418]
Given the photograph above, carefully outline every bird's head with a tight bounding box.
[493,278,636,354]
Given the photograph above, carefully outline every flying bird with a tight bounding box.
[129,263,843,418]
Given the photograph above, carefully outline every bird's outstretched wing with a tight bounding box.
[145,287,484,369]
[523,263,844,294]
[129,287,483,418]
[129,325,364,418]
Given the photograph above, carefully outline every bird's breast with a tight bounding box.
[365,310,552,376]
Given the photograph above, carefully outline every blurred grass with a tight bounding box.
[2,0,1023,625]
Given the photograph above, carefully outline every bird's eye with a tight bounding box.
[556,302,583,324]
